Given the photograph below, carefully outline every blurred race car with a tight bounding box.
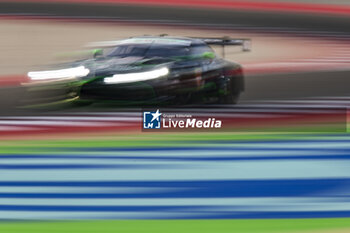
[26,36,250,106]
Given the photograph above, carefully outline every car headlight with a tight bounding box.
[104,67,169,84]
[27,66,90,81]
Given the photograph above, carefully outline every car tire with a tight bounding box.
[217,76,241,104]
[219,90,240,104]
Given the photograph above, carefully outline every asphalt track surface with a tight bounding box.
[1,20,350,110]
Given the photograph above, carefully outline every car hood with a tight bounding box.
[73,56,173,77]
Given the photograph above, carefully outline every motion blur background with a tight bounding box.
[1,0,350,233]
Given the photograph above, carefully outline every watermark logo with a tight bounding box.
[143,109,222,130]
[143,109,162,129]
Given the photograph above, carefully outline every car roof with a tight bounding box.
[119,36,206,46]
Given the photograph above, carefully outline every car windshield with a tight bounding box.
[106,43,190,58]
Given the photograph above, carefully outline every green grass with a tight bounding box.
[0,131,346,154]
[1,219,350,233]
[0,131,340,154]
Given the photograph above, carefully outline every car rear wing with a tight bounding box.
[192,37,251,57]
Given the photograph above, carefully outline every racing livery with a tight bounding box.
[26,36,250,106]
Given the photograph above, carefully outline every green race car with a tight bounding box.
[25,36,250,107]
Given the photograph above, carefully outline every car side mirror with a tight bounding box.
[93,49,103,58]
[202,52,215,59]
